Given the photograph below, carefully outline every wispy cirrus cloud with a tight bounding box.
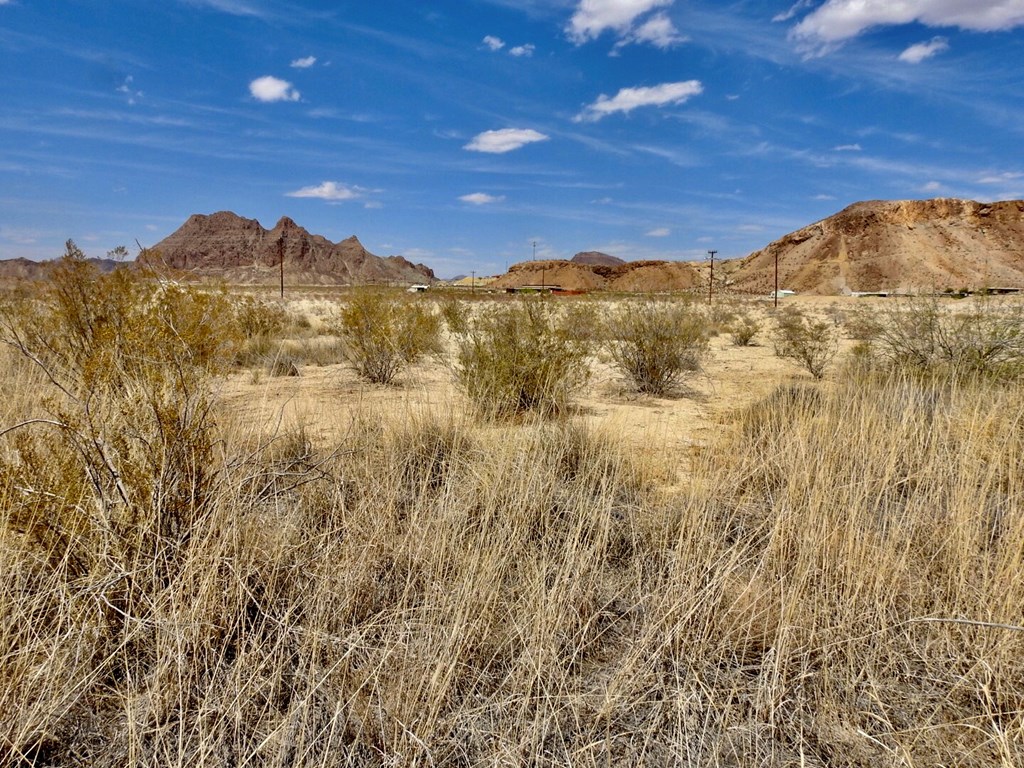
[459,192,506,205]
[249,75,300,102]
[645,227,670,237]
[285,181,364,201]
[574,80,703,122]
[464,128,549,153]
[899,37,949,64]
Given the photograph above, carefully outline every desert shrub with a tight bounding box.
[438,294,470,335]
[335,289,442,384]
[453,299,590,418]
[562,299,605,343]
[234,295,288,339]
[605,299,709,395]
[0,241,234,586]
[728,311,761,346]
[851,295,1024,379]
[772,306,837,379]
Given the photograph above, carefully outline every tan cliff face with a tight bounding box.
[138,211,435,285]
[727,198,1024,295]
[491,259,700,292]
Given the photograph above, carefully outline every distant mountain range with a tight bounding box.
[138,211,435,285]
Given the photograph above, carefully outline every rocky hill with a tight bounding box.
[727,198,1024,295]
[140,212,435,285]
[571,251,625,267]
[491,259,700,292]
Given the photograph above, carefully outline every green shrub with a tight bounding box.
[728,312,761,347]
[336,289,442,384]
[772,307,837,380]
[453,299,590,419]
[605,300,709,395]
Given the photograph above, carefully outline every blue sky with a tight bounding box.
[1,0,1023,277]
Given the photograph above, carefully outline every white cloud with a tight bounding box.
[792,0,1024,51]
[898,37,949,63]
[646,227,671,237]
[978,172,1023,184]
[116,75,143,105]
[616,12,685,48]
[813,194,838,200]
[249,75,300,102]
[286,181,362,200]
[575,80,703,122]
[290,55,316,68]
[509,43,536,56]
[464,128,549,153]
[483,35,505,51]
[773,0,816,23]
[920,180,944,193]
[459,192,506,205]
[567,0,678,45]
[833,143,862,151]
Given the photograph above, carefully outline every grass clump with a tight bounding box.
[335,288,442,384]
[772,305,838,379]
[605,299,709,395]
[453,299,590,418]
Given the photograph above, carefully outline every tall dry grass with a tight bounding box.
[1,276,1022,765]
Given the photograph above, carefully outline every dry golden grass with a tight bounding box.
[2,276,1023,765]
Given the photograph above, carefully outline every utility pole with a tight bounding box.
[471,270,476,294]
[707,250,717,305]
[774,250,779,309]
[278,240,285,299]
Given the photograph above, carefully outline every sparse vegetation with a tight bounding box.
[605,298,709,395]
[727,310,761,346]
[335,288,442,384]
[2,271,1024,766]
[772,305,838,379]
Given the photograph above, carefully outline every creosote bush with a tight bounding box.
[605,299,709,395]
[848,295,1024,379]
[727,310,761,346]
[772,305,838,379]
[335,288,442,384]
[453,299,590,418]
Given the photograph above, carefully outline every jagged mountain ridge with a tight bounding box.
[140,211,435,285]
[727,198,1024,294]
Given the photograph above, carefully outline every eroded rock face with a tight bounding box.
[491,258,700,292]
[728,198,1024,295]
[139,211,435,285]
[571,251,626,267]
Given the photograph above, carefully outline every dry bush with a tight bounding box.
[605,299,709,395]
[850,295,1024,378]
[453,299,591,419]
[772,305,838,379]
[335,289,442,385]
[727,311,761,346]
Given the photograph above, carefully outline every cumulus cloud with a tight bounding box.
[249,75,300,102]
[646,227,671,237]
[483,35,505,51]
[574,80,703,122]
[459,192,506,205]
[898,36,949,63]
[509,43,536,56]
[792,0,1024,52]
[285,181,362,201]
[464,128,549,153]
[616,12,685,48]
[290,55,316,68]
[567,0,682,48]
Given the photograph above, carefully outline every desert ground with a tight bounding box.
[3,274,1024,767]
